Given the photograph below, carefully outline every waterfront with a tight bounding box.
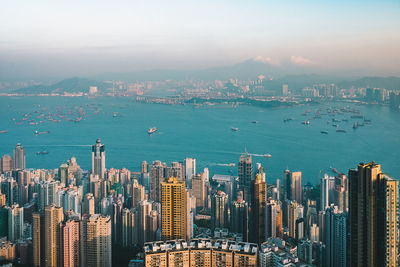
[0,96,399,183]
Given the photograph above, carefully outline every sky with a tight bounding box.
[1,0,400,80]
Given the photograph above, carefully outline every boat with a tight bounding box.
[251,121,258,124]
[336,129,347,133]
[263,154,272,158]
[36,151,49,155]
[353,122,358,129]
[320,131,328,134]
[0,130,8,133]
[34,130,50,135]
[332,124,338,127]
[231,127,239,131]
[302,121,310,125]
[113,112,118,117]
[148,127,157,134]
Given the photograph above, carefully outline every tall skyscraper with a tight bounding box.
[192,173,205,208]
[82,193,95,215]
[211,190,229,230]
[324,205,346,267]
[132,180,145,208]
[58,163,69,186]
[251,173,267,244]
[60,220,80,267]
[149,160,166,202]
[7,204,23,242]
[231,197,249,241]
[288,200,303,239]
[320,174,336,211]
[38,180,57,211]
[44,205,64,267]
[348,162,399,267]
[13,143,25,170]
[184,158,196,188]
[81,214,112,267]
[32,212,42,267]
[283,170,302,203]
[161,177,186,241]
[141,161,148,173]
[291,171,302,204]
[91,139,105,179]
[166,162,185,179]
[264,199,280,239]
[0,155,13,173]
[238,153,253,203]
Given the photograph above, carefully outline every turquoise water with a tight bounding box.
[0,96,399,184]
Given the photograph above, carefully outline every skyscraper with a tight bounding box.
[348,162,399,267]
[320,174,336,211]
[58,163,69,186]
[264,199,280,239]
[324,205,346,267]
[149,160,166,202]
[288,200,303,239]
[13,143,25,170]
[81,214,112,267]
[132,179,145,208]
[161,177,186,241]
[44,205,64,267]
[0,155,13,173]
[184,158,196,188]
[231,197,249,241]
[211,190,229,230]
[251,173,267,244]
[82,193,95,215]
[291,171,302,204]
[32,212,42,267]
[238,153,252,202]
[283,170,302,203]
[192,173,205,208]
[7,204,23,242]
[166,162,185,179]
[92,139,105,179]
[60,220,80,267]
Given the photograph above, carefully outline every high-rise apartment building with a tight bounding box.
[320,174,336,211]
[283,170,302,203]
[0,155,13,173]
[192,173,205,208]
[92,139,105,179]
[44,205,64,267]
[212,190,229,230]
[149,160,166,202]
[166,162,185,179]
[13,143,25,170]
[238,153,252,202]
[288,201,303,239]
[324,205,346,267]
[184,158,196,188]
[81,214,112,267]
[348,162,399,267]
[251,173,267,244]
[7,204,24,242]
[161,177,186,241]
[60,220,80,267]
[231,198,249,241]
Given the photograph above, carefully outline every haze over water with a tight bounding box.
[0,96,399,184]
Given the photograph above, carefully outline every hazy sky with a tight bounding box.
[1,0,400,79]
